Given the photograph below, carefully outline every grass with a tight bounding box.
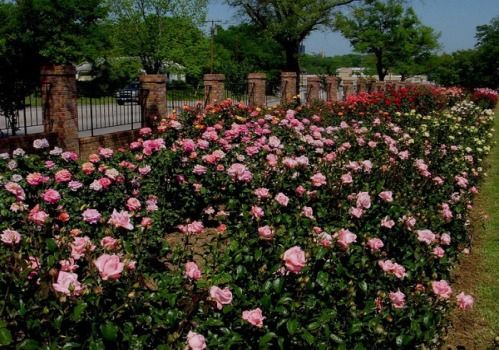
[442,106,499,350]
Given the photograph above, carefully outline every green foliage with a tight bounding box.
[108,0,208,74]
[226,0,358,74]
[334,0,439,81]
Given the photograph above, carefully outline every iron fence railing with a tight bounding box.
[167,88,205,111]
[224,83,249,104]
[78,90,146,136]
[0,87,46,137]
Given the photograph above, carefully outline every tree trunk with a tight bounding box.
[375,51,386,81]
[283,40,301,93]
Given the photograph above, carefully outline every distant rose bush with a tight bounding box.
[0,86,492,348]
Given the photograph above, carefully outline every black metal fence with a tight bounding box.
[167,88,205,111]
[224,82,249,104]
[77,89,147,136]
[0,87,46,137]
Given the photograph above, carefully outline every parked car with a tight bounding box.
[115,81,140,105]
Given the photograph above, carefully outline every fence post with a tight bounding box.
[139,74,167,128]
[204,74,225,106]
[374,81,386,92]
[357,78,367,94]
[342,79,354,100]
[247,73,266,107]
[306,76,320,103]
[280,72,297,105]
[326,76,338,103]
[40,64,79,153]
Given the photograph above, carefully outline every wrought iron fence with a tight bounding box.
[224,82,249,104]
[0,87,47,137]
[167,87,205,112]
[78,89,147,136]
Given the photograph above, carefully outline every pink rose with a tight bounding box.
[227,163,252,182]
[295,185,306,196]
[380,216,395,228]
[100,236,119,250]
[82,209,101,224]
[42,189,61,204]
[440,233,451,245]
[283,246,306,273]
[99,147,114,158]
[302,206,314,219]
[367,238,384,252]
[389,290,406,309]
[185,262,202,280]
[350,207,364,218]
[275,193,289,206]
[53,271,83,296]
[356,191,371,209]
[310,172,327,187]
[108,209,134,230]
[433,246,445,258]
[251,205,264,219]
[71,236,96,260]
[417,230,436,245]
[1,229,21,245]
[5,182,25,201]
[335,229,357,250]
[379,191,393,202]
[432,280,452,299]
[140,217,153,229]
[26,172,49,186]
[81,162,95,175]
[254,187,270,199]
[193,165,207,175]
[440,203,453,223]
[59,258,79,272]
[258,225,274,240]
[378,260,406,279]
[456,292,474,310]
[28,205,49,225]
[54,169,72,183]
[341,173,353,184]
[242,308,265,328]
[126,198,141,211]
[187,331,206,350]
[209,286,233,309]
[94,254,125,281]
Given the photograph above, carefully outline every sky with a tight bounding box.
[206,0,499,56]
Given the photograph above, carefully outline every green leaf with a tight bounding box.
[71,302,87,322]
[17,339,40,350]
[273,278,284,293]
[301,330,315,345]
[0,327,12,346]
[258,332,276,348]
[316,271,329,288]
[100,322,118,342]
[286,319,299,335]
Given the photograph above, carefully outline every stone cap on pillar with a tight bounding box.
[248,73,266,80]
[139,74,166,84]
[204,74,225,82]
[307,76,320,83]
[281,72,297,78]
[40,64,76,77]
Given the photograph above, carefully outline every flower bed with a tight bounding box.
[0,86,495,349]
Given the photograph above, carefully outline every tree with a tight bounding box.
[335,0,439,81]
[214,23,285,90]
[108,0,208,74]
[474,16,499,88]
[226,0,359,83]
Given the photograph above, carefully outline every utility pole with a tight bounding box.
[203,19,222,73]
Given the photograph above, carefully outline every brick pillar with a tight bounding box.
[281,72,297,104]
[367,78,376,93]
[139,74,167,128]
[357,78,367,94]
[326,76,338,102]
[40,64,79,153]
[374,81,386,92]
[306,76,320,103]
[204,74,225,105]
[342,79,354,100]
[248,73,266,107]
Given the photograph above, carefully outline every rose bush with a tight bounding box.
[0,85,494,349]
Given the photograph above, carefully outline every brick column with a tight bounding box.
[306,76,320,103]
[342,79,354,100]
[281,72,297,104]
[139,74,167,128]
[204,74,225,105]
[40,64,79,153]
[326,76,338,102]
[374,81,386,92]
[357,78,367,94]
[247,73,266,107]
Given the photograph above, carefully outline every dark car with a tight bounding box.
[115,81,140,105]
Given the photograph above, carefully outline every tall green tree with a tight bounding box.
[474,16,499,88]
[108,0,208,74]
[226,0,359,81]
[335,0,439,81]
